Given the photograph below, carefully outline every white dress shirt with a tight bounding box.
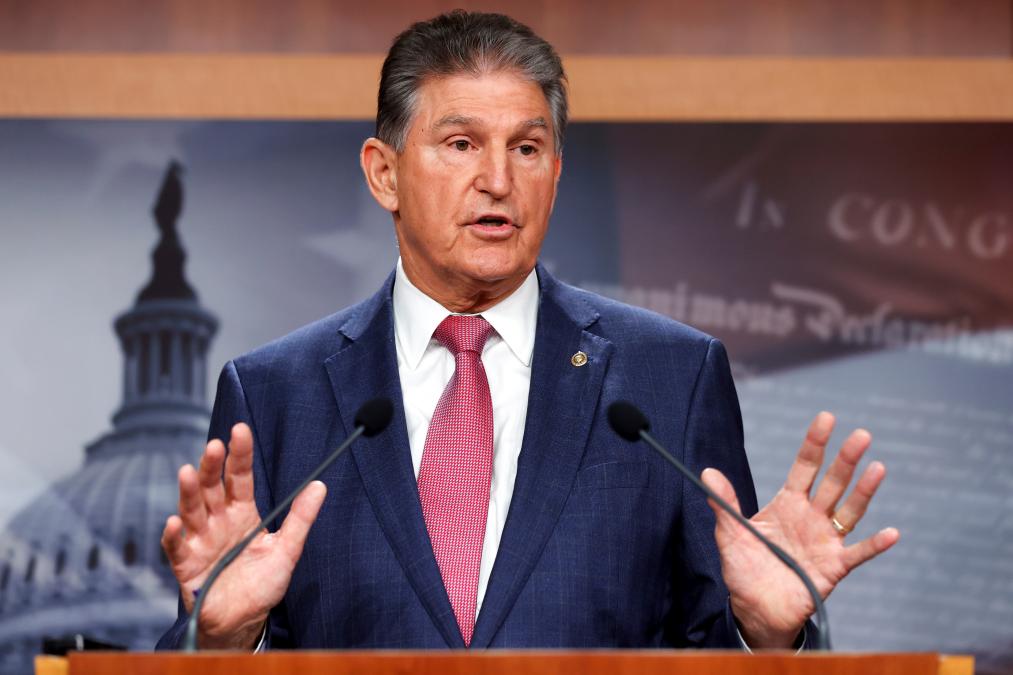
[393,258,538,617]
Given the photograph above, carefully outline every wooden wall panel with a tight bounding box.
[0,0,1009,56]
[2,55,1012,120]
[1,1,1009,121]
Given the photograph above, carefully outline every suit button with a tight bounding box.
[571,351,588,367]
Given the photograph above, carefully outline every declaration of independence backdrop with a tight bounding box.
[0,119,1010,674]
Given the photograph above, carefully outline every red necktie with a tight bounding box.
[417,314,494,647]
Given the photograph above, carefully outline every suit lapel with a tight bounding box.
[323,276,464,648]
[470,267,613,648]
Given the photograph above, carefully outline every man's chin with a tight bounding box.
[459,258,533,288]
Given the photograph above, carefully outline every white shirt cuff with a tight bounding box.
[252,622,268,653]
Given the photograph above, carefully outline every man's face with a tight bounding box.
[386,69,562,303]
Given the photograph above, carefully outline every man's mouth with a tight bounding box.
[471,213,515,228]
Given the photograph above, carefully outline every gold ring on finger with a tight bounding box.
[831,515,852,536]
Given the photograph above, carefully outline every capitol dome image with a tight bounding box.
[0,162,217,674]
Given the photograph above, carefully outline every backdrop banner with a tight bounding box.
[0,120,1009,674]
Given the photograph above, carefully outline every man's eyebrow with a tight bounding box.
[432,114,479,131]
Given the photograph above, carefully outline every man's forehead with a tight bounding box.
[412,71,553,129]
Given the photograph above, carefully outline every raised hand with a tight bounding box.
[160,423,327,649]
[701,412,900,649]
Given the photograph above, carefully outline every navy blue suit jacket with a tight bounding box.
[157,265,760,649]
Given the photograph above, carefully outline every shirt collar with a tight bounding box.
[393,258,539,370]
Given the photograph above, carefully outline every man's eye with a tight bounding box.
[518,144,537,156]
[453,140,470,151]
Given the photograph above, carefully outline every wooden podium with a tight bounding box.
[37,650,974,675]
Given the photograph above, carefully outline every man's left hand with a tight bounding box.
[701,411,900,649]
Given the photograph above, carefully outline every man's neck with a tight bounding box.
[400,260,530,314]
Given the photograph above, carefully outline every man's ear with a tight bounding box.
[549,152,563,211]
[360,137,399,213]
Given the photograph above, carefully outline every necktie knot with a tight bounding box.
[433,314,493,357]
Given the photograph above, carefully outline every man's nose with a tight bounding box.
[474,149,512,199]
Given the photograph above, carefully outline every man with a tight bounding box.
[157,10,898,651]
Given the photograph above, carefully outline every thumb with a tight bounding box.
[277,480,327,563]
[701,467,743,536]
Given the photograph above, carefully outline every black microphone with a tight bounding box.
[183,397,394,652]
[607,401,831,651]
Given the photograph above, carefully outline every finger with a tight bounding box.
[224,423,256,503]
[811,428,872,514]
[832,461,886,532]
[842,527,900,570]
[701,468,744,537]
[160,514,191,565]
[783,412,834,495]
[178,464,208,534]
[277,481,327,564]
[197,439,227,514]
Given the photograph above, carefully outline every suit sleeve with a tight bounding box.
[663,338,820,650]
[154,360,294,650]
[664,338,758,648]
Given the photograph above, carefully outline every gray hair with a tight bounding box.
[376,10,568,155]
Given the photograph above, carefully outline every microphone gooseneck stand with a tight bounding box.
[607,401,831,651]
[183,398,393,652]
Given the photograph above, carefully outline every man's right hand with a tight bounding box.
[160,423,327,649]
